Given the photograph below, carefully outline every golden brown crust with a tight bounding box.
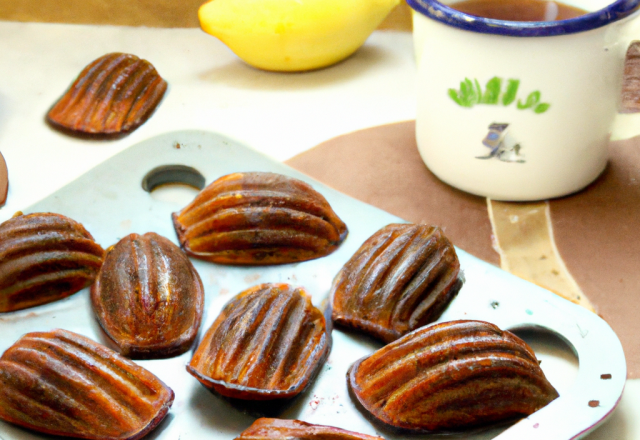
[46,53,167,137]
[91,232,204,359]
[331,223,461,343]
[235,418,385,440]
[0,212,105,312]
[348,320,559,432]
[172,172,348,265]
[188,283,330,399]
[0,329,174,440]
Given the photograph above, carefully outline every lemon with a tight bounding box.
[198,0,400,72]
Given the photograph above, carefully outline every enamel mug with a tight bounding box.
[408,0,640,201]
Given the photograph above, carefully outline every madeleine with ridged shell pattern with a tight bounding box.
[188,283,330,400]
[0,329,174,440]
[91,232,204,359]
[348,320,559,432]
[331,223,462,343]
[235,418,385,440]
[46,53,167,136]
[0,212,105,313]
[172,172,348,265]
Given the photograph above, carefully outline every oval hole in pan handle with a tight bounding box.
[510,326,580,396]
[141,165,206,192]
[495,306,626,440]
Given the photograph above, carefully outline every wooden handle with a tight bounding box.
[0,151,7,207]
[620,41,640,113]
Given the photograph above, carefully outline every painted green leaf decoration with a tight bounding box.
[448,79,480,107]
[448,77,548,113]
[518,91,541,109]
[448,89,465,106]
[474,79,483,103]
[452,78,477,107]
[459,80,472,107]
[465,78,480,106]
[534,103,551,113]
[502,79,520,106]
[481,77,502,104]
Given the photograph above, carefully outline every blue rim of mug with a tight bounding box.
[406,0,640,36]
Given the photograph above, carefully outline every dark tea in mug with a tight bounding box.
[450,0,588,21]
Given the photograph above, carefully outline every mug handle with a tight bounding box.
[619,41,640,113]
[613,39,640,140]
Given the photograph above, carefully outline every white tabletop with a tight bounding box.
[0,20,637,440]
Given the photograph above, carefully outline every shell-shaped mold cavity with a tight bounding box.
[235,418,385,440]
[348,320,559,433]
[0,329,174,440]
[331,223,462,343]
[91,232,204,359]
[0,212,105,313]
[172,172,348,265]
[187,283,330,400]
[46,53,167,136]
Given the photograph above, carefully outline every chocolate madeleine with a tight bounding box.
[235,418,384,440]
[172,172,348,265]
[188,283,330,399]
[331,223,461,343]
[0,212,105,313]
[47,53,167,136]
[348,320,559,432]
[0,329,174,440]
[91,232,204,359]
